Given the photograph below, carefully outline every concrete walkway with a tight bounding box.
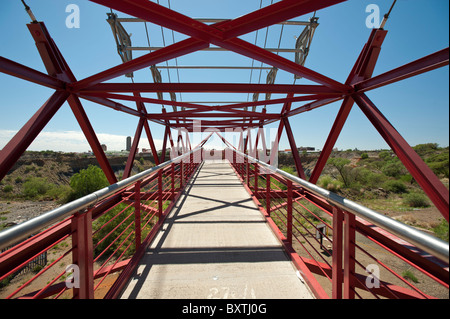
[120,160,314,299]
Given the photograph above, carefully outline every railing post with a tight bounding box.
[332,207,344,299]
[134,181,141,250]
[254,163,259,197]
[71,209,94,299]
[343,212,356,299]
[266,173,271,217]
[158,170,163,221]
[246,157,250,188]
[287,179,293,245]
[180,159,184,188]
[171,163,175,198]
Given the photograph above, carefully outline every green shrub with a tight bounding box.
[382,180,407,194]
[426,152,449,178]
[378,151,392,160]
[432,219,449,242]
[22,177,50,198]
[403,193,430,208]
[2,185,13,193]
[402,270,419,283]
[361,153,369,159]
[318,175,342,191]
[358,169,387,189]
[382,161,406,177]
[69,165,109,200]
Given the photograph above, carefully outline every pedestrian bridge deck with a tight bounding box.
[120,160,314,299]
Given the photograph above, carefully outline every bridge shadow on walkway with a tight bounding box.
[120,160,314,299]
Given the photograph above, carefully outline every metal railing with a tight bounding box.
[0,148,202,299]
[227,148,449,299]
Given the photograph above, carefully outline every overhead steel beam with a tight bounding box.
[80,83,339,94]
[147,111,280,120]
[80,92,210,111]
[125,46,308,53]
[71,38,208,91]
[116,17,316,26]
[0,56,65,90]
[219,0,345,39]
[89,0,349,92]
[354,47,449,92]
[78,94,144,117]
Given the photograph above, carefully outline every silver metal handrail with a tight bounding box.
[0,149,200,251]
[231,148,449,263]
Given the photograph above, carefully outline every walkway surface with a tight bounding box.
[120,160,314,299]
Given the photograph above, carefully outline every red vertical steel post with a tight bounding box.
[332,207,344,299]
[134,181,141,250]
[287,180,293,246]
[254,162,259,197]
[158,170,163,221]
[171,163,175,198]
[180,159,184,188]
[246,157,250,188]
[71,209,94,299]
[343,212,356,299]
[266,173,271,217]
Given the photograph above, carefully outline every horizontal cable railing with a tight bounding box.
[0,148,203,299]
[227,148,449,299]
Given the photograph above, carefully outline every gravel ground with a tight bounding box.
[0,200,61,228]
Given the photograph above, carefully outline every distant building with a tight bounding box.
[298,146,315,152]
[126,136,132,151]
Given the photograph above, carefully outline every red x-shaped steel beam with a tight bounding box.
[85,0,348,93]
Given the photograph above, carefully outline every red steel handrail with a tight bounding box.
[227,148,449,299]
[0,148,203,299]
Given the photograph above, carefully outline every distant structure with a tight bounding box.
[298,146,315,152]
[126,136,132,151]
[101,144,107,152]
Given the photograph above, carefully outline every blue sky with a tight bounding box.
[0,0,448,152]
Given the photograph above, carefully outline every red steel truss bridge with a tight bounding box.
[0,0,448,299]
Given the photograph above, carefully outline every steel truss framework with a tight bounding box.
[0,0,448,222]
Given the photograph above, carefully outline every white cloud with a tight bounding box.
[0,130,163,153]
